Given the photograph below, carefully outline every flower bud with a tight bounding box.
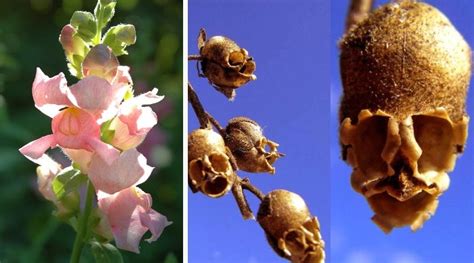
[257,190,325,263]
[70,11,97,43]
[198,29,256,99]
[59,24,89,59]
[103,24,137,56]
[188,129,235,198]
[82,44,119,82]
[224,117,282,174]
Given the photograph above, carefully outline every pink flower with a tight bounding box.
[88,148,153,194]
[20,107,119,166]
[20,68,127,165]
[110,88,163,150]
[97,187,171,253]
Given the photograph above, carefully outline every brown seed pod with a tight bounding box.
[197,29,257,99]
[188,129,235,198]
[340,0,471,122]
[224,117,283,174]
[257,190,325,263]
[339,1,471,232]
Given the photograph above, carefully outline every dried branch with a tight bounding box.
[188,82,211,129]
[231,176,255,220]
[207,112,226,136]
[345,0,374,33]
[241,177,265,201]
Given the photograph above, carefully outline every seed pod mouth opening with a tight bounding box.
[341,108,467,232]
[239,60,256,76]
[368,191,438,233]
[203,176,232,198]
[229,51,246,66]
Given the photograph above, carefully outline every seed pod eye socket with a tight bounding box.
[202,176,231,197]
[229,51,246,66]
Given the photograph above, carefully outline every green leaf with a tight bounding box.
[52,167,87,200]
[96,2,117,31]
[90,242,123,263]
[102,24,136,56]
[100,119,115,144]
[164,253,179,263]
[70,11,97,43]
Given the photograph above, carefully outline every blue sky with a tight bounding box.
[188,0,330,262]
[331,1,474,262]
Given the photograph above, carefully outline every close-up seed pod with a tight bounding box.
[224,117,283,174]
[188,129,235,198]
[257,190,325,263]
[197,29,257,99]
[339,0,471,232]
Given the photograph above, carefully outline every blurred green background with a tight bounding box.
[0,0,182,262]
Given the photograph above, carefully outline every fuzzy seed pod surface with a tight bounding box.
[197,29,257,99]
[225,117,283,174]
[340,0,471,122]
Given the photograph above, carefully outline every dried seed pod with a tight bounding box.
[257,190,325,263]
[340,0,471,122]
[197,29,257,99]
[188,129,235,198]
[224,117,283,174]
[339,1,471,232]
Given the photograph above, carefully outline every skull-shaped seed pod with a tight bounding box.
[257,190,325,263]
[197,29,257,99]
[224,117,283,174]
[339,0,471,232]
[188,129,235,198]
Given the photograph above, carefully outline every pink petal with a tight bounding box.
[119,106,157,135]
[87,138,120,166]
[19,134,57,162]
[97,187,168,253]
[59,25,76,54]
[140,209,171,243]
[32,68,71,118]
[111,107,157,151]
[52,108,100,150]
[110,118,146,151]
[88,148,152,194]
[112,66,133,87]
[124,88,164,107]
[67,76,120,122]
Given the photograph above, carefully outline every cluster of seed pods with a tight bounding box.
[188,29,325,263]
[339,0,471,232]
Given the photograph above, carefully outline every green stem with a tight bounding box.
[70,180,95,263]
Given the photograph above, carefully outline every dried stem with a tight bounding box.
[188,54,202,61]
[241,177,265,201]
[231,176,255,220]
[207,112,226,136]
[188,82,211,129]
[345,0,374,33]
